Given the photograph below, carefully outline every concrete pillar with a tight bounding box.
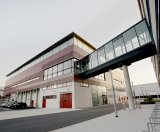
[36,89,39,108]
[30,90,33,107]
[25,91,27,103]
[122,65,135,110]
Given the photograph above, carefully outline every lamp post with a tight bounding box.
[109,69,118,117]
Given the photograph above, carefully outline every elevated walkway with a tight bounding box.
[75,19,156,79]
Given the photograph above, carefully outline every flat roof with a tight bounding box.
[6,32,96,77]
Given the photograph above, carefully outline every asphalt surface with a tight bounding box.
[0,104,124,132]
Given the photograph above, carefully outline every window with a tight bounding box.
[123,27,139,52]
[58,63,63,76]
[60,42,68,50]
[90,51,98,68]
[113,36,126,57]
[105,41,115,61]
[63,60,72,74]
[135,21,151,45]
[43,59,74,81]
[97,47,106,65]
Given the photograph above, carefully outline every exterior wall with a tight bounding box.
[106,89,127,104]
[39,83,74,108]
[138,0,160,86]
[74,82,92,108]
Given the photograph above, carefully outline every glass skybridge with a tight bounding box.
[75,19,156,79]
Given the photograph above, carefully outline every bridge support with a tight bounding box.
[122,65,135,110]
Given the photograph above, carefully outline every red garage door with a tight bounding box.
[60,93,72,108]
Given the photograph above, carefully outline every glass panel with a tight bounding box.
[123,27,139,52]
[48,67,52,75]
[44,69,48,76]
[64,68,71,74]
[74,37,78,45]
[98,87,103,105]
[44,76,48,80]
[48,74,52,79]
[105,41,115,61]
[58,63,63,72]
[52,65,57,73]
[68,38,73,46]
[91,85,99,106]
[80,56,91,72]
[58,71,63,76]
[60,41,68,50]
[113,36,126,57]
[77,39,83,49]
[83,44,89,53]
[52,73,57,77]
[135,21,151,45]
[97,47,106,65]
[52,46,59,54]
[91,51,98,68]
[64,60,71,70]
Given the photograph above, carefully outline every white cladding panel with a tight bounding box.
[74,82,92,108]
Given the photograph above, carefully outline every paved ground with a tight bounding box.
[0,104,123,132]
[53,105,153,132]
[0,107,76,120]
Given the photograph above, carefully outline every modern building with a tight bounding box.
[133,82,160,97]
[138,0,159,86]
[4,32,125,108]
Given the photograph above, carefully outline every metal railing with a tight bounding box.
[142,102,160,132]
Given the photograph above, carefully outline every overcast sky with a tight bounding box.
[0,0,157,87]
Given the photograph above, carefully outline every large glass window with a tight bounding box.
[123,27,139,52]
[48,67,52,75]
[105,41,115,61]
[58,63,63,76]
[113,36,126,57]
[63,60,72,74]
[90,51,98,68]
[52,66,57,77]
[91,85,99,106]
[97,47,106,65]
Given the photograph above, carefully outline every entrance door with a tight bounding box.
[60,93,72,108]
[31,100,34,107]
[42,98,46,108]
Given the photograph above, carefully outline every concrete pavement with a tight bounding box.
[53,105,153,132]
[0,104,123,132]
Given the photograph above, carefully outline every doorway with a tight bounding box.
[60,93,72,108]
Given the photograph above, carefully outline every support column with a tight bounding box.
[36,89,39,108]
[30,90,33,107]
[122,65,135,110]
